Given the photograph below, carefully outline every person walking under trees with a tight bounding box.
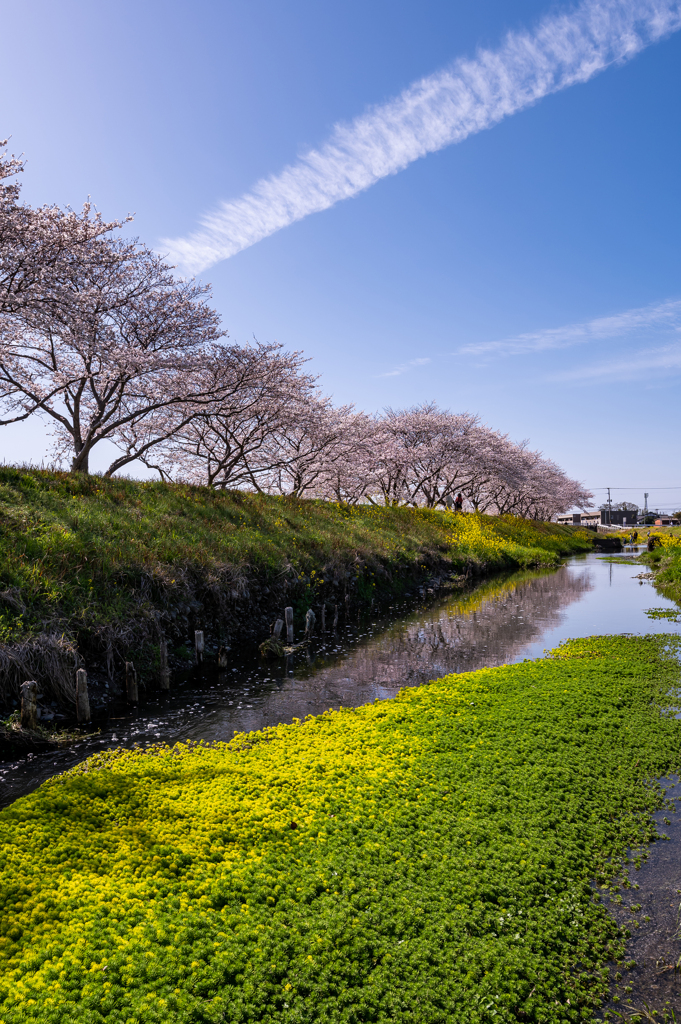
[454,493,463,512]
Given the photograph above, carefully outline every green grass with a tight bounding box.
[0,634,679,1022]
[0,466,592,651]
[641,541,681,606]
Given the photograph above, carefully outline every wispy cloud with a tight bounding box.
[379,357,431,378]
[163,0,681,273]
[560,342,681,381]
[550,341,681,381]
[458,298,681,357]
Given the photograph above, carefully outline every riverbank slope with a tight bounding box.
[640,529,681,605]
[0,467,592,708]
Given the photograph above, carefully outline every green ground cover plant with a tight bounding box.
[645,607,681,622]
[0,634,679,1022]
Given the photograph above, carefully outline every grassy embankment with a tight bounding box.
[640,529,681,607]
[0,467,593,704]
[0,634,679,1022]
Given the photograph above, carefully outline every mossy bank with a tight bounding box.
[0,467,592,710]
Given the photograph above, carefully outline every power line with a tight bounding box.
[588,485,681,490]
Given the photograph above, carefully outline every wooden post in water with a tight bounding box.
[20,680,38,730]
[217,646,229,669]
[285,607,294,643]
[106,640,114,681]
[332,604,339,632]
[75,668,91,723]
[305,608,316,636]
[321,604,326,632]
[273,619,284,639]
[126,662,138,703]
[159,639,170,690]
[194,630,204,665]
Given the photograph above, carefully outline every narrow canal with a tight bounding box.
[2,546,678,808]
[2,546,681,1013]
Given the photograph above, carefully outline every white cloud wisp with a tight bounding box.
[458,298,681,357]
[163,0,681,273]
[379,357,431,378]
[550,341,681,381]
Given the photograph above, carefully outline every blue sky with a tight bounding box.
[2,0,681,512]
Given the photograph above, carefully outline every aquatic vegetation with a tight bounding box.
[645,607,680,622]
[0,635,679,1022]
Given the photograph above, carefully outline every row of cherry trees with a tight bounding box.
[0,144,591,517]
[144,401,592,518]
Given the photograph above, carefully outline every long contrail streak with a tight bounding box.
[163,0,681,273]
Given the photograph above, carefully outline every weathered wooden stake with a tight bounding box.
[272,618,284,639]
[305,608,316,636]
[159,639,170,690]
[76,668,91,723]
[332,604,339,632]
[285,606,294,643]
[194,630,204,664]
[106,640,114,681]
[217,646,229,669]
[321,604,326,632]
[20,680,38,730]
[126,661,138,703]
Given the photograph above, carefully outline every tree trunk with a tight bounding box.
[72,447,90,474]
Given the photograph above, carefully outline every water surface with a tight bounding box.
[1,548,678,807]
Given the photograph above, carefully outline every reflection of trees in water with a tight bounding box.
[0,567,594,808]
[181,565,594,746]
[304,565,593,696]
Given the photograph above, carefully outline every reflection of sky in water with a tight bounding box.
[1,550,679,806]
[516,551,681,662]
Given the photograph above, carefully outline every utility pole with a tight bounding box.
[643,492,649,514]
[607,487,612,525]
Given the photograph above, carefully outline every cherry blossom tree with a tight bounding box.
[315,412,378,504]
[463,434,531,513]
[136,343,318,489]
[465,446,592,519]
[259,397,358,498]
[0,236,224,474]
[0,142,233,474]
[359,404,481,507]
[0,141,131,321]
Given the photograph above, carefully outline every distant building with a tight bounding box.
[555,509,638,527]
[654,517,679,526]
[580,511,603,527]
[600,508,638,526]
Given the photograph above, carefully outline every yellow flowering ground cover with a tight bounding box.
[641,531,681,605]
[2,635,679,1023]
